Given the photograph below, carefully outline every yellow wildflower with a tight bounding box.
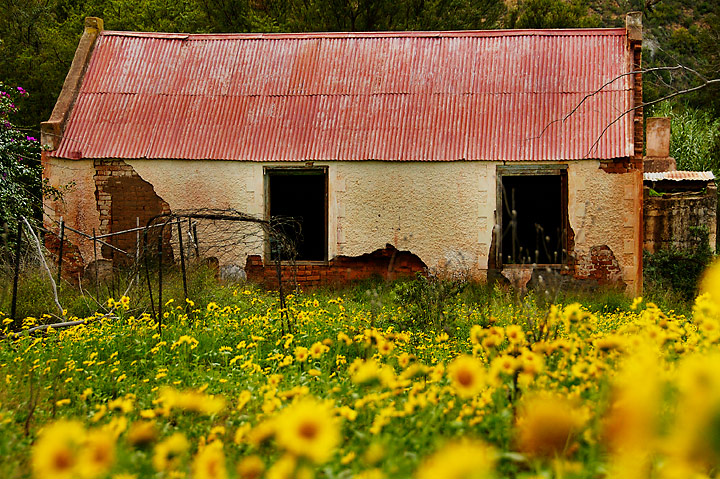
[192,441,227,479]
[152,433,189,472]
[32,420,85,479]
[274,398,340,464]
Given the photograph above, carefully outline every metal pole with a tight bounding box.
[56,218,65,287]
[187,218,192,262]
[192,223,199,258]
[177,220,188,308]
[92,228,99,295]
[158,224,163,336]
[10,220,22,328]
[143,226,156,322]
[273,240,286,336]
[135,217,140,284]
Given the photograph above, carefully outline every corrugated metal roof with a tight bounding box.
[53,28,634,161]
[644,171,716,181]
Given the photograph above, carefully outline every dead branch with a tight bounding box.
[533,65,693,140]
[531,63,719,158]
[586,76,720,157]
[534,64,713,143]
[20,216,65,319]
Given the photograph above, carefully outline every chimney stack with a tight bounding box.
[644,117,676,172]
[626,12,642,43]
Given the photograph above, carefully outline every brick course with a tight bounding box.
[245,244,426,289]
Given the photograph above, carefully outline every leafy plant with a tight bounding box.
[644,225,714,299]
[0,83,64,261]
[391,272,467,333]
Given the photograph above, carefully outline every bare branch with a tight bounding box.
[585,77,720,157]
[532,64,712,141]
[20,216,65,318]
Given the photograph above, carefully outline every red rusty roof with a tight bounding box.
[53,29,634,161]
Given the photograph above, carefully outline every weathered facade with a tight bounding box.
[42,15,645,294]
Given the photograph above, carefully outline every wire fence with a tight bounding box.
[1,209,300,335]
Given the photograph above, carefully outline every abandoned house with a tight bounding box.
[41,14,645,294]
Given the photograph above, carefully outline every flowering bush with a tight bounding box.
[0,84,62,242]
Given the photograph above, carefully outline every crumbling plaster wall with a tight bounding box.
[127,160,493,276]
[42,157,101,262]
[333,161,494,276]
[44,157,641,293]
[568,162,642,294]
[127,160,263,266]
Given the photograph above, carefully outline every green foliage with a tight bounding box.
[0,84,63,245]
[505,0,600,29]
[651,102,720,175]
[640,1,720,111]
[644,226,714,300]
[0,86,38,224]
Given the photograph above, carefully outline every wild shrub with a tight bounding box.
[644,225,714,299]
[390,272,468,333]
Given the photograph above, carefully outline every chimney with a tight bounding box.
[626,12,642,43]
[644,117,676,172]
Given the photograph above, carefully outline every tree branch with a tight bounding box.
[585,77,720,157]
[533,65,698,140]
[20,216,65,318]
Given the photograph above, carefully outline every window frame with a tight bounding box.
[264,166,329,264]
[495,164,569,269]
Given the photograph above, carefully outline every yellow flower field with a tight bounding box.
[3,264,720,479]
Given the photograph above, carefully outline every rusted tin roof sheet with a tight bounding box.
[54,29,634,161]
[644,171,716,182]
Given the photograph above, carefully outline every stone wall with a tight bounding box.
[644,185,718,253]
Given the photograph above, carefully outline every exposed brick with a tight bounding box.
[246,244,426,289]
[94,159,172,264]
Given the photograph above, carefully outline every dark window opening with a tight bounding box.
[500,174,566,265]
[268,170,327,262]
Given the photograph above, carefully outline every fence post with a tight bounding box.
[10,219,22,328]
[92,228,99,295]
[177,220,188,308]
[56,217,65,287]
[143,225,156,323]
[272,238,288,336]
[187,218,192,261]
[158,223,163,336]
[135,217,140,285]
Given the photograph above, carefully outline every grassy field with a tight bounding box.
[1,268,719,479]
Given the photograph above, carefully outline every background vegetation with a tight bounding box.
[1,0,719,134]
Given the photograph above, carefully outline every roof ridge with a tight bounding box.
[100,28,627,40]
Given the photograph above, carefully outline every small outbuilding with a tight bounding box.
[643,117,717,254]
[42,15,645,294]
